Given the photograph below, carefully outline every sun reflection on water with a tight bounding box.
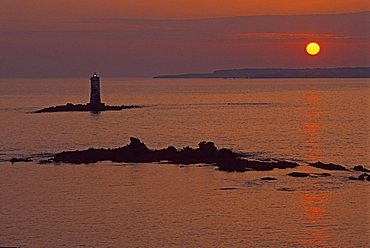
[303,91,322,163]
[297,192,334,247]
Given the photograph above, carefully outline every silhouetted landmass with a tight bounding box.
[154,67,370,79]
[53,137,299,172]
[34,103,141,113]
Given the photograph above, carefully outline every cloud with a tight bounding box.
[223,33,358,42]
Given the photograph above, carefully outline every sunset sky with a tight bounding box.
[1,1,369,77]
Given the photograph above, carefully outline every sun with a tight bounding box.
[306,42,321,56]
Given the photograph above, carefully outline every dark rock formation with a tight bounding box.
[349,173,369,181]
[288,172,310,177]
[34,103,141,113]
[10,157,32,163]
[217,159,298,172]
[53,137,300,172]
[288,172,332,178]
[353,165,370,173]
[309,161,348,171]
[261,177,278,181]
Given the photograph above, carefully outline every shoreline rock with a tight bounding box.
[53,137,300,172]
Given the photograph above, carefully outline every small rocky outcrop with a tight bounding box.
[261,177,278,181]
[353,165,370,173]
[288,172,310,178]
[53,137,300,172]
[218,187,238,191]
[309,161,348,171]
[34,103,141,113]
[10,157,32,163]
[288,172,332,178]
[39,158,54,164]
[349,173,370,181]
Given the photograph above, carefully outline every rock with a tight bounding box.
[53,137,301,173]
[217,159,299,172]
[358,174,366,180]
[277,187,295,192]
[349,173,369,181]
[218,187,238,191]
[353,165,370,173]
[349,176,359,181]
[39,158,54,164]
[34,103,141,113]
[288,172,310,177]
[261,177,277,181]
[10,157,32,163]
[309,161,348,171]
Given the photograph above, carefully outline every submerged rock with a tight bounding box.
[309,161,348,171]
[353,165,370,173]
[53,137,300,172]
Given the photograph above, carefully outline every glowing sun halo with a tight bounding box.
[306,42,321,56]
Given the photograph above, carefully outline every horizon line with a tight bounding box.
[2,66,370,80]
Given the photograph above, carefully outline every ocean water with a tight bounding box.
[0,78,369,247]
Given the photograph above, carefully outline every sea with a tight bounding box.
[0,77,369,247]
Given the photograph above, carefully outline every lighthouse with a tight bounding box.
[89,72,102,107]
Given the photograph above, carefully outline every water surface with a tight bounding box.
[0,78,369,247]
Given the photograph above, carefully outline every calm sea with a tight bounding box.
[0,78,369,247]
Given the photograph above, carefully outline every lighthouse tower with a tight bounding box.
[90,72,102,107]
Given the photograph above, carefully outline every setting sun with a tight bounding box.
[306,42,321,56]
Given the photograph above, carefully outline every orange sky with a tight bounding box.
[0,1,369,77]
[2,0,370,20]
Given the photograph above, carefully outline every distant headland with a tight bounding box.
[154,67,370,79]
[35,73,141,113]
